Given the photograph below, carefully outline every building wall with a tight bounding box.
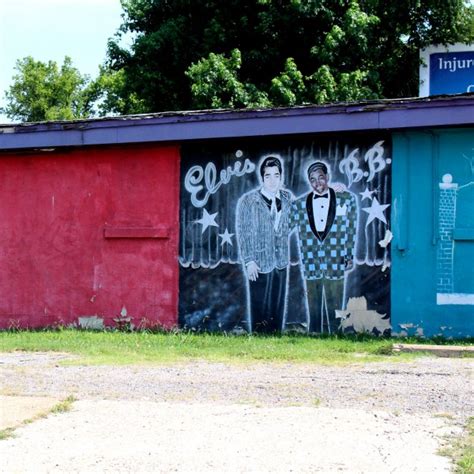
[0,123,470,336]
[391,128,474,338]
[179,134,392,334]
[0,144,180,329]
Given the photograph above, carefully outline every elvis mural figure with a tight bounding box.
[236,156,294,333]
[291,162,357,333]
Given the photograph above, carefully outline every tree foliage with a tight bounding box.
[1,56,98,122]
[90,66,147,116]
[104,0,474,112]
[186,49,271,109]
[4,1,473,121]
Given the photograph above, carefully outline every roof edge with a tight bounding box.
[0,94,472,151]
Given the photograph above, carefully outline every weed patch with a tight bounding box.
[0,427,15,440]
[50,395,76,414]
[440,417,474,474]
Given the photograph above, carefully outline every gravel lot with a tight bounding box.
[0,352,473,473]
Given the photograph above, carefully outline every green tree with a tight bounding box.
[1,56,100,122]
[186,49,270,108]
[90,66,147,116]
[104,0,474,112]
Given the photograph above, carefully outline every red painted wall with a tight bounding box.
[0,144,180,329]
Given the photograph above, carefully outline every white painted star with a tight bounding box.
[196,209,219,233]
[362,197,390,226]
[359,186,375,201]
[219,228,234,246]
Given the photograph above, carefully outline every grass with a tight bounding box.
[0,395,76,441]
[440,417,474,474]
[0,329,431,366]
[0,428,15,440]
[50,395,76,414]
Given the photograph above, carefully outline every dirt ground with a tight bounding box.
[0,352,472,473]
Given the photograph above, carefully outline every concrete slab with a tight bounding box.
[0,395,60,430]
[0,400,457,473]
[393,344,474,357]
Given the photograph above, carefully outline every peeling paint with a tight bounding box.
[441,326,452,331]
[337,296,390,334]
[378,229,393,248]
[92,265,102,291]
[395,322,427,337]
[78,316,104,330]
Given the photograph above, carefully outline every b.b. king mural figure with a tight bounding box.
[291,162,357,333]
[236,156,294,333]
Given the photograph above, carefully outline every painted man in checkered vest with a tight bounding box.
[291,161,357,333]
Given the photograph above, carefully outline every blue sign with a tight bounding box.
[419,44,474,96]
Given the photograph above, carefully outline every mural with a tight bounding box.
[436,170,474,306]
[179,135,392,334]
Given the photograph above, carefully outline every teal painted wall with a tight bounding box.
[392,129,474,338]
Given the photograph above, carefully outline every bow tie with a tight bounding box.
[314,193,328,199]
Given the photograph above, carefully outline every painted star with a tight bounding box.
[196,209,219,233]
[359,186,375,201]
[219,228,234,246]
[362,197,390,226]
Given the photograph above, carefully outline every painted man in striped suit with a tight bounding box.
[236,156,294,333]
[291,161,357,334]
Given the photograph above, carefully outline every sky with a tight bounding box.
[0,0,128,123]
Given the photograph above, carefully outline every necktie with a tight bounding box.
[314,193,328,199]
[270,198,277,219]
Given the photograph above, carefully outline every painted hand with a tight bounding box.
[246,261,260,281]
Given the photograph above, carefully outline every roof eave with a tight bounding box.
[0,94,472,151]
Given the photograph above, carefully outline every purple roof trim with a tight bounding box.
[0,95,473,151]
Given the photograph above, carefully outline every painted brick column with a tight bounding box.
[437,174,458,294]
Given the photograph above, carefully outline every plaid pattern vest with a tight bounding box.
[291,188,357,280]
